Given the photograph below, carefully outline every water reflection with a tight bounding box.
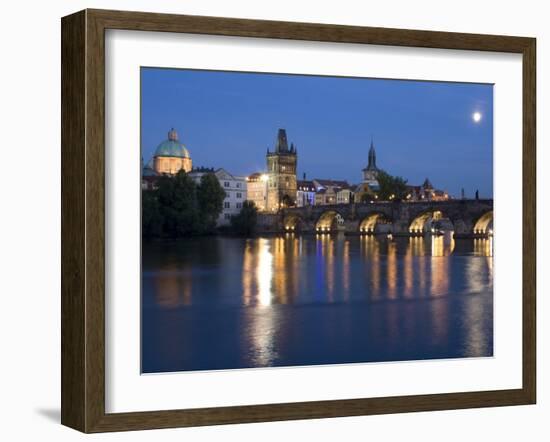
[142,234,494,373]
[152,263,193,308]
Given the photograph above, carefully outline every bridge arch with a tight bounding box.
[315,210,345,233]
[358,212,393,234]
[408,209,450,234]
[473,211,493,235]
[283,213,305,232]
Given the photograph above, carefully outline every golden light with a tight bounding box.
[472,111,482,123]
[260,174,268,182]
[257,238,273,306]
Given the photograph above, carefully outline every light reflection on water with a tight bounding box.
[142,233,493,373]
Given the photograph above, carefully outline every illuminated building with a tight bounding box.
[246,172,268,211]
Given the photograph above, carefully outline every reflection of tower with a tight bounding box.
[266,129,297,210]
[362,138,380,187]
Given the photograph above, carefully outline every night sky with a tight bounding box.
[141,68,493,198]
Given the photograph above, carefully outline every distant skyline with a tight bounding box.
[141,67,493,198]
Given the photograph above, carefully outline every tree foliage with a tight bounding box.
[360,190,377,203]
[376,170,408,201]
[197,173,226,233]
[230,201,258,236]
[142,170,226,238]
[281,194,295,208]
[142,188,163,238]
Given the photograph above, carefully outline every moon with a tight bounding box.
[472,111,482,123]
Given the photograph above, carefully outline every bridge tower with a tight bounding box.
[266,129,298,211]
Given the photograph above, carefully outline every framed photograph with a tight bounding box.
[61,9,536,433]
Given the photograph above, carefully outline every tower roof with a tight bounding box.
[275,128,289,152]
[363,138,379,171]
[267,128,296,156]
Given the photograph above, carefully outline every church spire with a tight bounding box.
[275,128,289,153]
[367,137,377,170]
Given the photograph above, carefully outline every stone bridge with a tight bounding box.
[257,199,493,238]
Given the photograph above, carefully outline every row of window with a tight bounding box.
[224,191,243,199]
[223,181,243,189]
[269,164,296,173]
[224,202,243,209]
[269,177,292,188]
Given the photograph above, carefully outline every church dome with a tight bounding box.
[154,128,191,159]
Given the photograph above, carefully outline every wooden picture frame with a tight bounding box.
[61,8,536,433]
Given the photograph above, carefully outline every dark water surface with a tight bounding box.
[142,233,493,373]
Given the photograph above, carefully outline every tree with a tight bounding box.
[360,190,376,203]
[281,194,295,208]
[157,170,200,237]
[376,170,408,201]
[230,201,258,235]
[142,189,163,238]
[197,173,226,233]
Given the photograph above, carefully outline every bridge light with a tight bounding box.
[488,229,493,236]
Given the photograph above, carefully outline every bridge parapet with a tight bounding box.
[266,199,493,237]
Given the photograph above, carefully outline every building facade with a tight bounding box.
[296,179,316,207]
[315,188,335,205]
[406,178,449,201]
[246,172,268,211]
[336,186,355,204]
[312,179,349,205]
[266,129,298,211]
[353,182,376,202]
[189,168,247,226]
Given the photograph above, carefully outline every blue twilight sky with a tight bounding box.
[141,68,493,198]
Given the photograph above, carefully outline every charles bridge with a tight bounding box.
[257,199,494,238]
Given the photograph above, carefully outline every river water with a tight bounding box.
[142,233,493,373]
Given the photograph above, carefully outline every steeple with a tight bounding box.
[367,137,378,171]
[275,128,289,153]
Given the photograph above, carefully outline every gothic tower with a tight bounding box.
[266,129,298,210]
[362,138,380,187]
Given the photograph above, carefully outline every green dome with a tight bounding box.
[154,128,191,159]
